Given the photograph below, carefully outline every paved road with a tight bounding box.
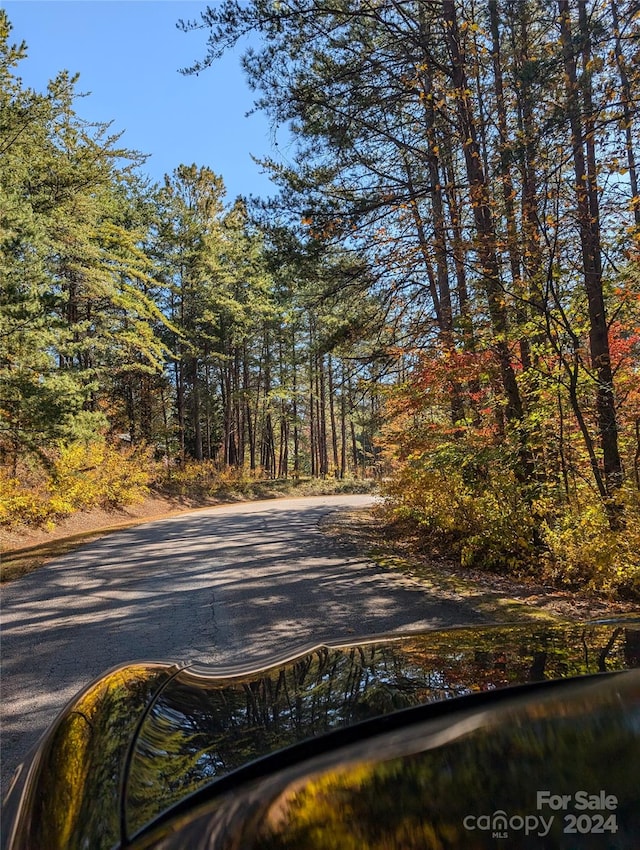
[0,494,484,795]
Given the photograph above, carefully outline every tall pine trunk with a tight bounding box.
[558,0,623,515]
[443,0,531,480]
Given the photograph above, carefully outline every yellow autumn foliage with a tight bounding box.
[382,449,640,600]
[160,459,242,498]
[0,439,154,529]
[540,489,640,598]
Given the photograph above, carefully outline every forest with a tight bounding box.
[1,1,639,597]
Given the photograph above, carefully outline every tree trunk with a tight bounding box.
[319,355,329,477]
[292,332,300,477]
[443,0,531,480]
[558,0,623,510]
[610,0,640,226]
[244,348,256,472]
[328,355,340,475]
[340,364,347,479]
[488,0,531,373]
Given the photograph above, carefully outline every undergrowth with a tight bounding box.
[0,446,377,531]
[383,448,640,600]
[0,440,154,529]
[158,460,378,500]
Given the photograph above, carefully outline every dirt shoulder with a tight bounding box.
[0,492,232,582]
[320,508,639,622]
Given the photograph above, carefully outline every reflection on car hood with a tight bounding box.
[138,668,640,850]
[3,619,640,850]
[2,663,177,850]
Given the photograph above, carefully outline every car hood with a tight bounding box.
[137,667,640,850]
[3,619,640,850]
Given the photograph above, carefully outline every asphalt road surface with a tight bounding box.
[0,494,485,796]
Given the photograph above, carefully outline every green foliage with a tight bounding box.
[3,0,637,607]
[191,0,640,601]
[1,9,392,518]
[0,15,170,470]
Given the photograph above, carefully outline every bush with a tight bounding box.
[383,444,538,573]
[158,461,242,498]
[158,462,379,500]
[0,439,153,529]
[0,475,52,527]
[382,439,640,599]
[53,440,153,509]
[540,490,640,598]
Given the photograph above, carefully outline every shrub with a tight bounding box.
[158,461,240,498]
[0,439,153,529]
[158,462,379,499]
[540,489,640,598]
[383,441,640,599]
[0,474,52,527]
[53,440,153,509]
[382,443,539,573]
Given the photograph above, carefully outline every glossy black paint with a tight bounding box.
[3,620,640,850]
[125,620,639,839]
[2,663,178,850]
[136,670,640,850]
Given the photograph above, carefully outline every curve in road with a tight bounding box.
[0,494,485,795]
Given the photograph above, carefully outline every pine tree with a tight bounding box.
[1,12,171,469]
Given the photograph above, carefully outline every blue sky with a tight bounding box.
[3,1,279,200]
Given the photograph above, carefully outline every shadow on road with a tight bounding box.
[0,497,485,795]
